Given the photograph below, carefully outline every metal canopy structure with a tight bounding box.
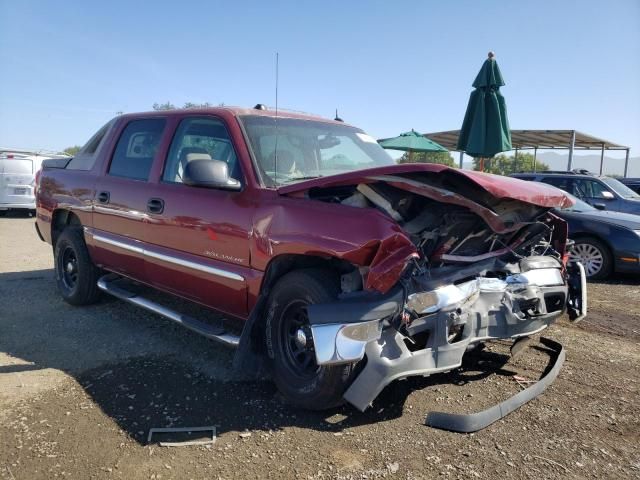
[423,129,632,176]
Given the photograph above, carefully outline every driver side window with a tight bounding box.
[163,117,240,184]
[573,179,610,199]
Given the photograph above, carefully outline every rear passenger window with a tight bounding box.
[109,119,166,180]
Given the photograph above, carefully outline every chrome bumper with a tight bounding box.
[306,257,586,411]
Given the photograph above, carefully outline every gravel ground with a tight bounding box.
[1,211,639,479]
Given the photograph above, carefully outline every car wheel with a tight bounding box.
[570,237,612,280]
[54,228,102,305]
[265,269,359,410]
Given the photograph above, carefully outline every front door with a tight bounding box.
[571,178,619,211]
[142,115,253,318]
[90,117,167,282]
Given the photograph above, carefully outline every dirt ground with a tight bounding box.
[1,211,639,479]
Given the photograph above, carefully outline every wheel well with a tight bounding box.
[243,254,359,358]
[260,254,355,296]
[51,209,82,248]
[571,233,615,263]
[571,233,612,255]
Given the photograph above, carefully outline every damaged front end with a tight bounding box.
[298,168,587,412]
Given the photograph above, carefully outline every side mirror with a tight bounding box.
[593,203,606,210]
[601,191,615,200]
[183,159,241,190]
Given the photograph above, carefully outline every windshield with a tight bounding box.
[559,192,597,212]
[240,115,395,186]
[601,176,640,199]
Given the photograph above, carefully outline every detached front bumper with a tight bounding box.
[307,257,587,411]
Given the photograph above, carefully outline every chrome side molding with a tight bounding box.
[90,232,244,282]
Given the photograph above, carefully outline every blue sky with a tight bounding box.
[1,0,639,162]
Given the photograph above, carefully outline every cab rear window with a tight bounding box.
[67,120,115,171]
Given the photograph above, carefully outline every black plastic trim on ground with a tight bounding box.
[425,337,565,433]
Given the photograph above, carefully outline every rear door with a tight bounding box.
[89,118,167,281]
[142,115,253,318]
[0,154,34,207]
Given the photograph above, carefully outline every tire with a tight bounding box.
[570,237,613,280]
[54,228,102,305]
[265,269,359,410]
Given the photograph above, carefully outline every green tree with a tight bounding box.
[472,152,549,175]
[183,102,213,109]
[397,150,456,167]
[152,101,220,111]
[152,101,176,111]
[63,145,81,156]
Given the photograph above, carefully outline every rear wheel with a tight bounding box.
[570,237,612,280]
[54,228,102,305]
[265,269,359,410]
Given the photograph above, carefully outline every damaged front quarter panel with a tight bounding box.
[250,194,419,294]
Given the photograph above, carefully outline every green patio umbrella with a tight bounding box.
[457,52,512,170]
[378,130,447,162]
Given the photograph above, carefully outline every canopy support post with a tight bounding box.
[599,143,605,175]
[459,151,464,169]
[624,149,630,178]
[533,147,538,173]
[514,148,519,173]
[567,130,576,171]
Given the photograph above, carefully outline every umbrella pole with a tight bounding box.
[409,150,414,163]
[479,157,484,172]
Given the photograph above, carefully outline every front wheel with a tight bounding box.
[54,228,102,305]
[570,237,612,280]
[265,269,359,410]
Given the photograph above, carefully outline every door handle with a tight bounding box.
[97,191,110,204]
[147,198,164,214]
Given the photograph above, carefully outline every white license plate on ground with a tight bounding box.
[14,188,29,195]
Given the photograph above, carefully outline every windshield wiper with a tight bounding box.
[282,175,323,183]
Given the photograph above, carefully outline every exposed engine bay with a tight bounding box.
[308,171,567,273]
[299,170,586,414]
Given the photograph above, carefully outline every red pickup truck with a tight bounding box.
[35,106,586,420]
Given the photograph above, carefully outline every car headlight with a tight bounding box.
[407,280,479,315]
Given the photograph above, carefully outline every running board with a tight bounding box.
[97,274,239,348]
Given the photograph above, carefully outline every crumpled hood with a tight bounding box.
[278,163,574,209]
